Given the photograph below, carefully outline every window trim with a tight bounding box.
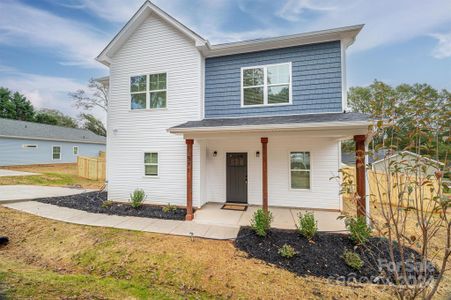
[240,62,292,108]
[22,144,38,149]
[143,151,159,177]
[52,145,62,161]
[73,146,79,156]
[288,151,311,191]
[130,72,167,110]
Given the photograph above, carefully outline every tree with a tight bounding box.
[34,109,78,128]
[0,87,35,121]
[339,85,449,299]
[79,113,106,136]
[69,78,108,112]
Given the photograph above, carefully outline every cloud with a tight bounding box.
[431,32,451,58]
[0,0,109,68]
[277,0,337,22]
[62,0,143,23]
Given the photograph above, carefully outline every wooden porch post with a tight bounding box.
[354,135,366,217]
[186,139,194,221]
[261,137,268,212]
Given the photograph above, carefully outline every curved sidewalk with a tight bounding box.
[2,201,240,240]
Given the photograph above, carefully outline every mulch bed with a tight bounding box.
[235,227,438,285]
[35,191,187,220]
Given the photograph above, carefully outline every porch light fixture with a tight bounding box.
[213,151,218,157]
[256,151,260,158]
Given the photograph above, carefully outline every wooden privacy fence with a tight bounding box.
[342,167,441,211]
[77,155,106,181]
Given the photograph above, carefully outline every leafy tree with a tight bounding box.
[0,87,35,121]
[69,78,108,112]
[79,113,106,136]
[34,109,78,128]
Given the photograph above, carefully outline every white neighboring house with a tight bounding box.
[97,1,372,220]
[372,151,444,177]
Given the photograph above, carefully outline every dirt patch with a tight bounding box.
[34,191,187,220]
[235,227,438,285]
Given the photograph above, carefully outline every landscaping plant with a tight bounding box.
[345,216,372,245]
[337,81,450,299]
[162,203,177,213]
[278,244,297,258]
[250,209,273,237]
[129,188,146,208]
[342,249,363,270]
[297,212,318,241]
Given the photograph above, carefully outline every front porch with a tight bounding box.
[194,203,346,231]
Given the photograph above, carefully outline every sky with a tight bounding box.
[0,0,450,121]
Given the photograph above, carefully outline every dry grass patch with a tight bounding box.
[0,206,391,299]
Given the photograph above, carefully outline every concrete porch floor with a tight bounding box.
[193,203,346,232]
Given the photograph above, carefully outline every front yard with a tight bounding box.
[0,198,449,299]
[0,164,104,189]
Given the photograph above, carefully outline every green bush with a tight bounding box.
[278,244,297,258]
[342,249,364,270]
[345,216,372,245]
[297,212,318,240]
[101,200,113,209]
[162,203,177,213]
[129,189,146,208]
[250,209,273,237]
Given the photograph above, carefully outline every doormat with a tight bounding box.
[221,204,247,211]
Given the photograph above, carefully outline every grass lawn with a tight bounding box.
[0,164,104,189]
[0,198,449,299]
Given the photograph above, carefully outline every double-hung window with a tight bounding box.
[52,146,61,160]
[144,152,158,176]
[130,73,167,110]
[242,63,291,106]
[73,146,79,156]
[290,152,310,189]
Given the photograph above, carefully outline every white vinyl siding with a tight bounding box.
[241,62,292,107]
[107,14,202,206]
[52,146,61,160]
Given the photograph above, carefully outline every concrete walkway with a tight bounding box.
[0,185,94,203]
[0,169,39,177]
[2,201,240,240]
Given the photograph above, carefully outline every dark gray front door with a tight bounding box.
[226,153,248,203]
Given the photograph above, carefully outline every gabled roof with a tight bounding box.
[372,151,444,166]
[96,1,207,66]
[0,118,106,144]
[96,1,364,66]
[169,112,370,133]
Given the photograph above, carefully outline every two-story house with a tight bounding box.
[96,1,370,221]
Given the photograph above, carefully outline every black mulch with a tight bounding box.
[35,191,187,220]
[235,227,438,285]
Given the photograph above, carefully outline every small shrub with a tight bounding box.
[278,244,297,258]
[250,209,273,237]
[129,189,146,208]
[162,203,177,213]
[297,212,318,240]
[345,216,372,245]
[101,200,113,209]
[342,249,364,270]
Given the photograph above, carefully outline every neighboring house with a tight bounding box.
[97,1,371,220]
[341,149,386,166]
[372,151,444,176]
[0,118,106,166]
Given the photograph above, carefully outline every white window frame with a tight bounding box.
[144,151,159,177]
[241,62,292,107]
[130,72,167,110]
[52,145,62,161]
[73,146,79,156]
[22,144,38,149]
[289,151,311,190]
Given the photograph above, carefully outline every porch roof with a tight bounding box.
[169,112,370,134]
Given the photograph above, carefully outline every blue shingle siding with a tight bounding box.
[204,41,343,118]
[0,137,106,166]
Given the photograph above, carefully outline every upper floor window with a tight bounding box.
[242,63,291,107]
[130,73,167,110]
